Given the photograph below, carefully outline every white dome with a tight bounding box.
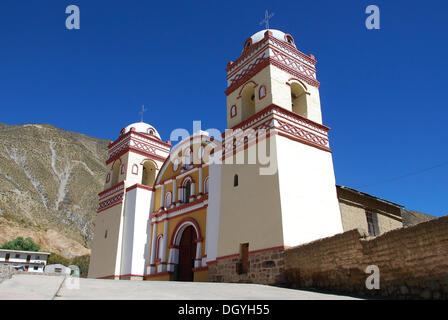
[122,122,161,140]
[245,29,296,49]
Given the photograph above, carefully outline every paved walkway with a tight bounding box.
[0,274,359,300]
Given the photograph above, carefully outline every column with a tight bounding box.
[199,167,203,194]
[148,223,157,274]
[160,184,165,208]
[172,179,177,207]
[159,219,169,273]
[194,241,202,268]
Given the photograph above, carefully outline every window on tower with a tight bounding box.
[142,160,157,187]
[290,82,308,118]
[111,161,121,186]
[234,174,239,187]
[241,85,256,122]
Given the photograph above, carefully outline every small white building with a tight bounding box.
[45,264,71,275]
[0,249,50,273]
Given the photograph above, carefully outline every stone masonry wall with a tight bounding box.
[209,248,286,285]
[284,215,448,299]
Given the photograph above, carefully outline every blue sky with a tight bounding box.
[0,1,447,216]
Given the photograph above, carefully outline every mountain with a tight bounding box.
[0,123,109,255]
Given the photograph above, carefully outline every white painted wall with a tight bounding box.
[120,187,153,277]
[205,163,222,263]
[276,135,344,246]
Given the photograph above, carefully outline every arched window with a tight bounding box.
[111,161,121,186]
[290,82,308,118]
[234,174,239,187]
[259,85,266,100]
[165,192,172,207]
[155,235,163,261]
[106,173,110,183]
[243,39,252,50]
[204,177,209,194]
[241,85,256,122]
[120,164,125,175]
[184,180,191,203]
[230,105,237,118]
[132,164,138,175]
[142,161,157,187]
[182,148,193,169]
[285,35,295,45]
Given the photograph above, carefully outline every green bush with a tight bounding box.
[1,237,41,251]
[47,253,90,276]
[47,252,71,266]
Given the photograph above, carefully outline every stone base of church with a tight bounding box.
[208,247,287,285]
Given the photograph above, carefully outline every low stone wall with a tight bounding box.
[284,215,448,299]
[0,266,16,283]
[209,248,286,285]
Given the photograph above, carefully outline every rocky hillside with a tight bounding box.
[0,123,109,255]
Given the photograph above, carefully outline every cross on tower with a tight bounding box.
[139,105,147,122]
[260,10,274,30]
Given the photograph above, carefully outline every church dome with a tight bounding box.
[122,122,161,140]
[243,29,296,50]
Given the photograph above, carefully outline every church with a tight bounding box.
[88,28,404,284]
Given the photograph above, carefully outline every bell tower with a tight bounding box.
[88,122,171,280]
[207,29,344,284]
[225,29,323,127]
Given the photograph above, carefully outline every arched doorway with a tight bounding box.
[177,226,197,281]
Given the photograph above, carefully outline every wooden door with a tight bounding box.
[177,226,197,281]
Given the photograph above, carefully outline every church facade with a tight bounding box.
[88,29,402,283]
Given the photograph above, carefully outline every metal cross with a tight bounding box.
[139,105,147,122]
[260,10,274,30]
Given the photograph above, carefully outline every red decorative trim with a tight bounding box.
[145,271,173,279]
[107,145,167,166]
[231,104,329,132]
[169,217,203,247]
[225,34,320,96]
[236,80,258,98]
[150,196,208,220]
[126,183,154,192]
[108,130,171,150]
[140,158,159,168]
[98,181,125,198]
[181,175,194,185]
[97,192,124,213]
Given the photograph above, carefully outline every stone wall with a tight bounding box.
[0,266,16,283]
[284,215,448,299]
[209,248,286,285]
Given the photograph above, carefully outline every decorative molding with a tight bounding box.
[97,192,124,213]
[98,181,124,199]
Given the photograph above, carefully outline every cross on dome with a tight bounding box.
[139,105,147,122]
[260,10,274,30]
